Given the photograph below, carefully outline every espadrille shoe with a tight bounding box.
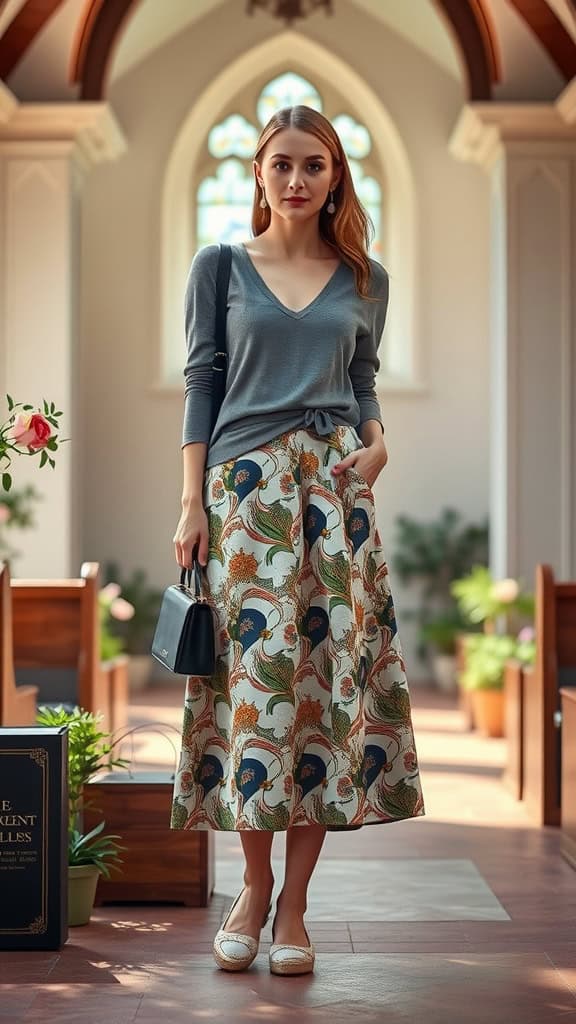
[269,915,316,976]
[212,889,272,972]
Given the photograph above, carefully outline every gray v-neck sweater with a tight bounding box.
[182,242,389,468]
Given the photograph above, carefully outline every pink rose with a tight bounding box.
[0,504,10,524]
[8,412,52,451]
[110,597,135,621]
[100,582,121,602]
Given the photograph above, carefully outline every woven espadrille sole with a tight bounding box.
[269,944,316,975]
[212,930,258,971]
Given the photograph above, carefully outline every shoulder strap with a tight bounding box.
[215,243,232,352]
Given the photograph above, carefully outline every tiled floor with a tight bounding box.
[3,682,576,1023]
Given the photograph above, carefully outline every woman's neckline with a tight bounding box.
[236,241,346,320]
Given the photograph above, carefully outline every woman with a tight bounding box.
[171,105,425,976]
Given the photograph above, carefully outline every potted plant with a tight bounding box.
[460,634,518,737]
[450,566,534,635]
[451,568,535,736]
[392,507,489,690]
[420,610,470,692]
[102,561,164,690]
[36,704,130,925]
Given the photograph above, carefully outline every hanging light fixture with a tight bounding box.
[246,0,334,26]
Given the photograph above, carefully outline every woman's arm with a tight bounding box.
[181,441,208,508]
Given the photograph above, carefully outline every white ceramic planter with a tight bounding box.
[128,654,152,691]
[432,653,458,692]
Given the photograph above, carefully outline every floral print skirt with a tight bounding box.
[170,424,425,832]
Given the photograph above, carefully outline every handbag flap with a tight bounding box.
[151,585,195,662]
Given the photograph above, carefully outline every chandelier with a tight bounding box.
[246,0,334,26]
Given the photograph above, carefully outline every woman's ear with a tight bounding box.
[253,159,263,188]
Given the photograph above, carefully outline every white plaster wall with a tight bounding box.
[80,0,490,683]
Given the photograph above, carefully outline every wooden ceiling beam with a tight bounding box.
[434,0,500,100]
[70,0,140,100]
[506,0,576,81]
[0,0,65,80]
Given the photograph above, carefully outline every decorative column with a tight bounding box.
[450,82,576,583]
[0,92,125,576]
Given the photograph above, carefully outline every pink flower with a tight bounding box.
[491,578,520,603]
[517,625,535,644]
[100,582,121,602]
[0,503,10,524]
[8,412,52,451]
[110,597,135,621]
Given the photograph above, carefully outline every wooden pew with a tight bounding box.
[9,562,114,731]
[560,687,576,869]
[0,562,38,726]
[522,564,576,826]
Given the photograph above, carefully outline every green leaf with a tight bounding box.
[265,692,295,716]
[213,802,236,830]
[331,704,351,746]
[253,650,294,693]
[39,450,48,468]
[6,394,13,410]
[2,473,12,492]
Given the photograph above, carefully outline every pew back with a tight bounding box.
[10,562,108,724]
[523,564,576,825]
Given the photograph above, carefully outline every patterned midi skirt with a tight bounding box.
[170,424,425,832]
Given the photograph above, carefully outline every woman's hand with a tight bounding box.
[331,438,388,489]
[173,498,209,568]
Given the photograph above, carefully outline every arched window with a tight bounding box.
[195,72,383,258]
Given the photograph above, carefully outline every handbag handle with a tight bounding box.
[179,560,203,599]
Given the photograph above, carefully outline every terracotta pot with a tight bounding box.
[470,688,504,738]
[455,632,475,730]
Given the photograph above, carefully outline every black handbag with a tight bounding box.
[210,242,232,433]
[151,561,217,676]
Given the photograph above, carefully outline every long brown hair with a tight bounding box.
[251,105,376,300]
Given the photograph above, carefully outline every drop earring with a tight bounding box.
[259,186,267,209]
[326,189,336,214]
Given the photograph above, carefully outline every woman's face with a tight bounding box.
[254,127,339,222]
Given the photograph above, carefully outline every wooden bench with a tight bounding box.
[560,687,576,869]
[8,562,127,734]
[0,562,38,726]
[521,564,576,826]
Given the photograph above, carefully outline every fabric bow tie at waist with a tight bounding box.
[303,409,336,436]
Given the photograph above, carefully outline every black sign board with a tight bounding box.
[0,727,68,949]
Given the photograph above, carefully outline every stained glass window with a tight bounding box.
[196,159,254,248]
[196,73,382,256]
[256,72,322,126]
